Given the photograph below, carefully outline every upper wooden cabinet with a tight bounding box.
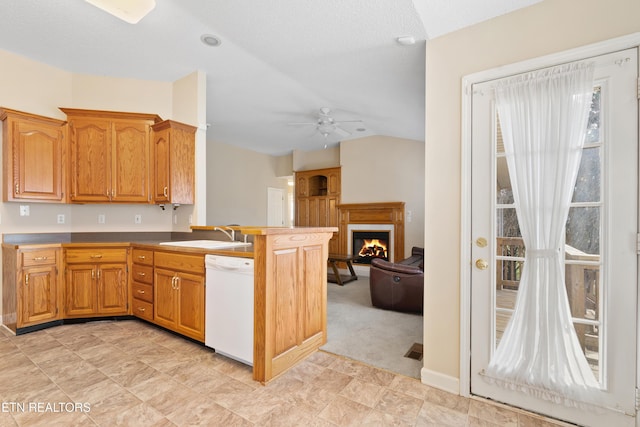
[61,108,162,203]
[1,108,66,203]
[151,120,196,206]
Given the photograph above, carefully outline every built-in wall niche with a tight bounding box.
[308,175,328,196]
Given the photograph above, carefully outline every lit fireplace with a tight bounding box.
[352,231,390,264]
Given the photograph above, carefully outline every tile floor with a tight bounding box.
[0,320,570,426]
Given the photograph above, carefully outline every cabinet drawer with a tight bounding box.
[65,248,127,264]
[132,282,153,303]
[132,264,153,285]
[132,248,154,266]
[154,251,204,274]
[132,298,153,321]
[21,248,58,267]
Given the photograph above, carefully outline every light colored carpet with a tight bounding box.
[322,275,423,379]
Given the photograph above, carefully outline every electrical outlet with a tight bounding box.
[57,214,65,224]
[173,214,178,225]
[20,205,30,216]
[98,214,106,224]
[134,214,142,224]
[188,214,193,224]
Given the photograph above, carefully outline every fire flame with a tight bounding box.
[358,238,388,259]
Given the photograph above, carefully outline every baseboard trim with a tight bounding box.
[421,367,460,395]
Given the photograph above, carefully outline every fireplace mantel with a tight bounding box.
[337,202,405,262]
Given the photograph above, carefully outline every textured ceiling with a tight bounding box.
[0,0,540,155]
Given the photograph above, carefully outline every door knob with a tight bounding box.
[475,259,489,270]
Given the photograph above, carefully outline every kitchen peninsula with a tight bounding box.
[2,226,337,384]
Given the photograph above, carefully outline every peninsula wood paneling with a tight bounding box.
[253,229,333,383]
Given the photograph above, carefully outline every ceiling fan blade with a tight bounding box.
[333,126,351,137]
[287,122,317,126]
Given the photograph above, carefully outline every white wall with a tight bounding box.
[206,140,290,226]
[423,0,640,389]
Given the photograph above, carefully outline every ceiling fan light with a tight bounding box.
[85,0,156,24]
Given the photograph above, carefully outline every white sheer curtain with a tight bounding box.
[483,62,599,406]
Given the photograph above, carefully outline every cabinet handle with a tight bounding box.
[137,272,146,277]
[163,186,168,197]
[137,255,146,261]
[15,183,19,194]
[92,270,95,279]
[137,289,145,294]
[32,256,48,261]
[90,254,103,259]
[175,276,180,290]
[97,269,101,280]
[137,307,145,312]
[25,273,29,286]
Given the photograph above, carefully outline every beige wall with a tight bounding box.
[206,140,290,226]
[340,136,425,254]
[424,0,640,386]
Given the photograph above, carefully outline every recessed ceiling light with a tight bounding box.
[396,36,416,46]
[201,34,222,47]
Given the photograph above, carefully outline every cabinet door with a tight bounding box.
[10,119,64,202]
[154,267,177,329]
[152,127,171,203]
[69,118,111,202]
[21,265,59,326]
[97,263,128,314]
[168,127,195,205]
[152,122,195,205]
[111,120,150,202]
[176,272,205,341]
[65,264,97,317]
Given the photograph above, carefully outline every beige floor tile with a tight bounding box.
[339,378,385,408]
[373,388,423,422]
[318,395,373,426]
[468,399,519,427]
[0,320,575,427]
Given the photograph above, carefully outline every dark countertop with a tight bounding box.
[2,232,254,258]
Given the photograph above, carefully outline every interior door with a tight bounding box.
[470,48,638,426]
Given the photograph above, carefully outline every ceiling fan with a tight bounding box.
[288,107,362,139]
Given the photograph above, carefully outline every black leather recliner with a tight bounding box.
[369,247,424,314]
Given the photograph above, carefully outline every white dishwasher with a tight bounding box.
[205,254,254,365]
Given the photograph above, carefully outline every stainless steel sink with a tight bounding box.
[158,240,251,250]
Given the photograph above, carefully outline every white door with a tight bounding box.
[470,49,638,426]
[267,187,284,226]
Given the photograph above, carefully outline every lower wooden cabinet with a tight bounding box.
[64,247,129,318]
[2,244,62,332]
[131,247,154,321]
[153,251,205,342]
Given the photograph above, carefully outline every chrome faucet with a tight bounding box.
[214,226,235,242]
